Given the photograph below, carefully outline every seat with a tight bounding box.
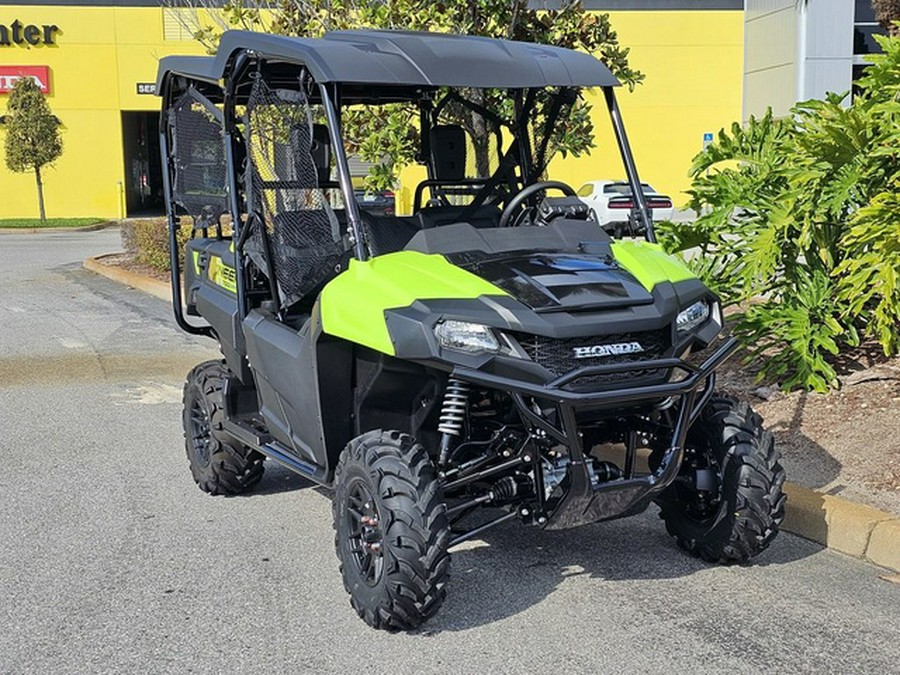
[360,212,423,256]
[272,208,343,288]
[412,124,491,211]
[415,204,500,230]
[311,124,338,187]
[430,125,467,181]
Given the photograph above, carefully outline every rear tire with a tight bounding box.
[182,360,264,495]
[657,394,786,563]
[333,430,450,631]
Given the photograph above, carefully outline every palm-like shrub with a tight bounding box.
[658,33,900,391]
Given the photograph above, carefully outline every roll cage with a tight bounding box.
[156,31,748,549]
[157,30,656,334]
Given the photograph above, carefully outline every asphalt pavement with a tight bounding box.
[1,230,898,674]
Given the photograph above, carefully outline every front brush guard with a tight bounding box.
[451,337,739,530]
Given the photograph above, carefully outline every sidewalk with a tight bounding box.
[0,221,118,235]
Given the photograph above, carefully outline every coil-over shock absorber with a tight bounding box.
[437,378,470,466]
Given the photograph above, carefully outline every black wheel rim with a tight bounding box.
[345,478,384,586]
[189,396,212,467]
[675,442,723,522]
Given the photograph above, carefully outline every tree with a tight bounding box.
[2,77,63,222]
[872,0,900,36]
[183,0,643,189]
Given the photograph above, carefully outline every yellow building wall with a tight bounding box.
[551,10,743,208]
[0,6,741,219]
[0,7,206,219]
[400,9,743,213]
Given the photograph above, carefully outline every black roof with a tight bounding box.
[156,29,620,91]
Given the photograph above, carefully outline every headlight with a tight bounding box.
[434,321,515,355]
[676,301,710,333]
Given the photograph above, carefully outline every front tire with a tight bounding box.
[182,360,264,495]
[333,430,450,631]
[657,395,786,563]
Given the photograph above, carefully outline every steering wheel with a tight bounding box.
[498,180,578,228]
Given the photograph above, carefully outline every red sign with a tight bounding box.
[0,66,50,94]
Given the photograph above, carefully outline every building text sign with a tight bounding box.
[0,66,51,94]
[1,21,59,46]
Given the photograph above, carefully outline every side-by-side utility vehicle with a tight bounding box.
[156,30,786,631]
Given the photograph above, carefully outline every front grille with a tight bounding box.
[510,328,671,388]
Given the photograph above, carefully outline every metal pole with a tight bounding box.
[319,82,368,261]
[223,54,248,320]
[603,87,655,243]
[158,89,213,339]
[624,430,637,479]
[449,511,518,548]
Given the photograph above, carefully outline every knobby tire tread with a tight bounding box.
[333,430,450,631]
[659,394,786,564]
[183,360,264,496]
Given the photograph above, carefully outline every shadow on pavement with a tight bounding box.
[421,506,820,634]
[767,391,842,490]
[245,462,318,496]
[234,447,825,633]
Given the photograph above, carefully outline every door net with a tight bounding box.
[168,90,228,228]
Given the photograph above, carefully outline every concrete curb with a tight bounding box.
[783,483,900,572]
[82,255,900,573]
[83,254,172,303]
[0,221,118,235]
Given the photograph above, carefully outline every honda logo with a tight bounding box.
[573,342,644,359]
[0,66,50,94]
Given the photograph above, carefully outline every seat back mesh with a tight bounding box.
[245,78,344,308]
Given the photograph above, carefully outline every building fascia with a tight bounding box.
[8,1,744,9]
[534,1,743,9]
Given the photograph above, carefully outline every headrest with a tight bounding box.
[311,124,331,184]
[429,125,466,181]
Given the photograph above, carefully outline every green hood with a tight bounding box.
[609,240,696,290]
[319,250,508,355]
[318,242,696,356]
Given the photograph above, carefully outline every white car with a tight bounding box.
[577,180,674,228]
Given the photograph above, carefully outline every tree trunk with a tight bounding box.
[872,0,900,36]
[35,165,46,222]
[472,133,492,180]
[469,89,492,179]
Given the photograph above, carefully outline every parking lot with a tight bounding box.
[1,230,899,674]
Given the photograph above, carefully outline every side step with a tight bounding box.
[222,418,329,486]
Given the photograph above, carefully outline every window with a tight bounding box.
[604,182,653,195]
[163,8,198,41]
[855,0,876,24]
[852,63,870,99]
[852,0,889,98]
[853,0,885,56]
[577,184,594,197]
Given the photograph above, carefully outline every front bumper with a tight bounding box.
[451,337,739,529]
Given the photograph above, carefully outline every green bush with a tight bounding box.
[121,218,191,273]
[836,189,900,355]
[658,32,900,391]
